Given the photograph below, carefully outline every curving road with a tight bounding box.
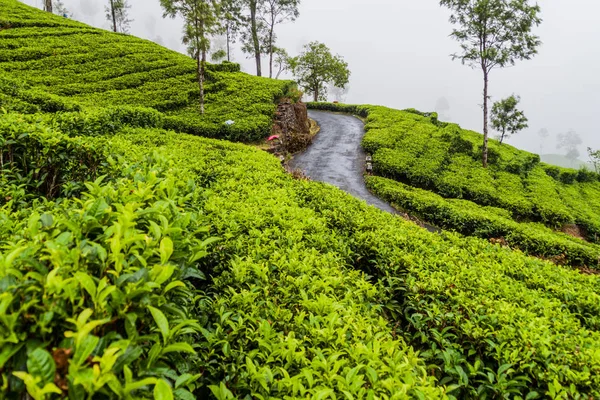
[290,110,398,214]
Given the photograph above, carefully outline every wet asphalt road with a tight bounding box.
[290,110,398,214]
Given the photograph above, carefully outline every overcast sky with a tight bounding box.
[21,0,600,158]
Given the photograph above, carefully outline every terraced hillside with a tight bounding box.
[309,103,600,268]
[0,0,294,141]
[2,2,600,399]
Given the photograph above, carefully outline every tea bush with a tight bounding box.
[0,115,446,399]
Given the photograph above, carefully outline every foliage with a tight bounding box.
[210,48,227,62]
[440,0,542,167]
[259,0,300,78]
[105,0,133,33]
[291,42,350,102]
[0,114,447,399]
[490,94,528,144]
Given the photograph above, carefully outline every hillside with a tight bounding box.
[309,103,600,267]
[2,2,600,400]
[0,0,294,141]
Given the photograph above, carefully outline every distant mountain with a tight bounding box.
[540,153,591,170]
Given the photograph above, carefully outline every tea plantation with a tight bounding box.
[0,0,295,142]
[1,1,600,399]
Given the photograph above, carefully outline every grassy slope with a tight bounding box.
[1,2,600,399]
[0,0,293,142]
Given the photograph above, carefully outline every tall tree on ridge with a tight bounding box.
[272,46,290,79]
[160,0,220,115]
[220,0,242,62]
[440,0,542,167]
[44,0,52,13]
[588,148,600,174]
[106,0,133,33]
[238,0,266,76]
[259,0,299,78]
[247,0,263,76]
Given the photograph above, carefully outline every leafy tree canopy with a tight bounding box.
[290,41,350,102]
[491,95,528,144]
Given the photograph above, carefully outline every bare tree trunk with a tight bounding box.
[482,70,489,167]
[269,32,274,78]
[110,0,118,32]
[44,0,52,12]
[226,25,231,62]
[313,85,318,102]
[250,0,262,77]
[199,51,206,115]
[268,14,275,78]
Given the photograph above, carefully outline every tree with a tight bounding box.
[106,0,133,33]
[490,95,528,144]
[160,0,220,115]
[44,0,52,13]
[440,0,542,167]
[220,0,243,61]
[211,48,227,62]
[272,47,290,79]
[588,147,600,174]
[259,0,299,78]
[53,1,72,17]
[291,41,350,102]
[557,130,583,166]
[538,128,549,154]
[239,0,265,76]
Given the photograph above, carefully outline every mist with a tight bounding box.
[20,0,600,158]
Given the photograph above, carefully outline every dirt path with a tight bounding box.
[290,110,398,214]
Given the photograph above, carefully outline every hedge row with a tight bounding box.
[366,175,600,267]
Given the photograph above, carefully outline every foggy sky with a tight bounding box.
[20,0,600,157]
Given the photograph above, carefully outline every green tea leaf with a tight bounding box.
[75,272,97,298]
[26,348,55,385]
[160,237,173,265]
[154,379,173,400]
[148,306,169,344]
[40,214,53,228]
